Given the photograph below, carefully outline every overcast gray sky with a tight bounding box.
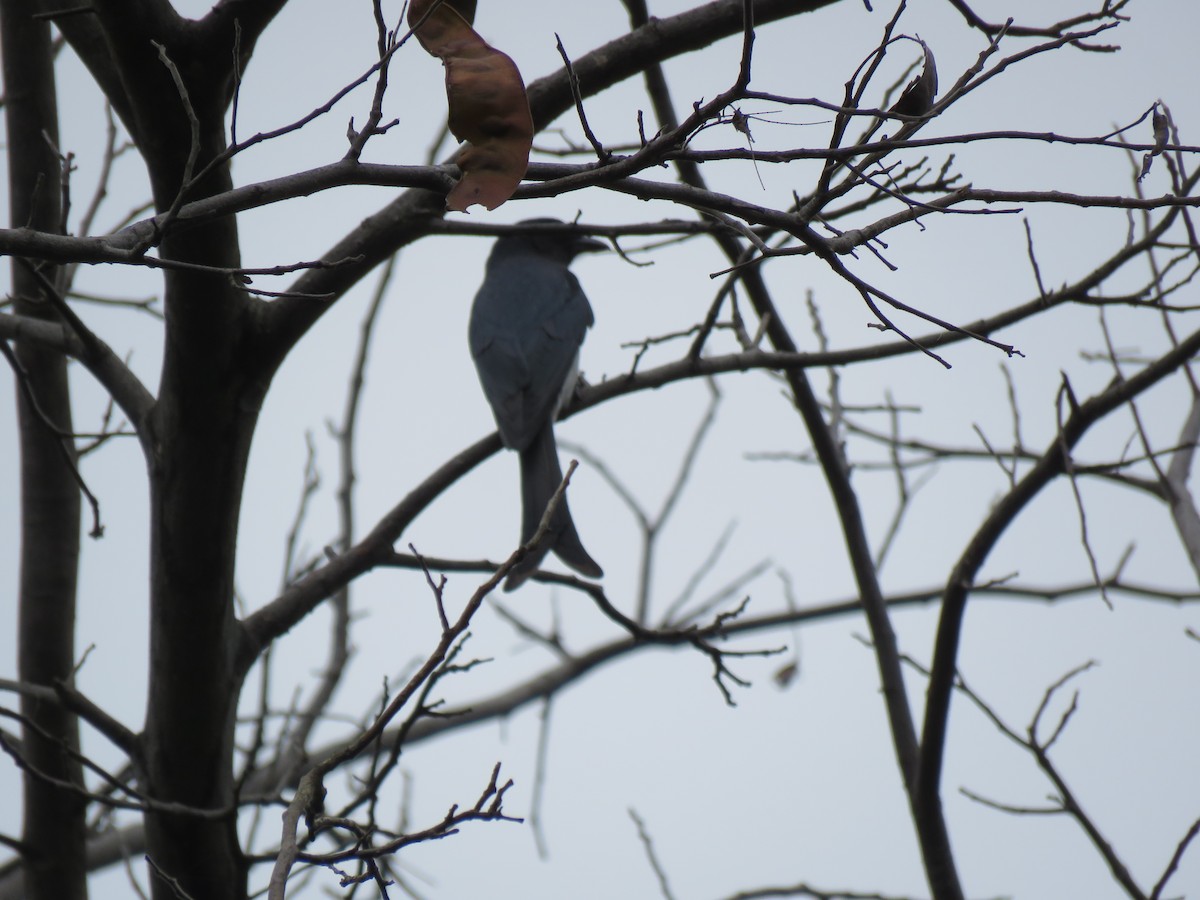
[3,1,1199,897]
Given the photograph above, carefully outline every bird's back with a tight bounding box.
[469,246,594,451]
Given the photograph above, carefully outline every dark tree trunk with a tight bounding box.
[58,11,266,896]
[137,100,261,900]
[2,4,88,899]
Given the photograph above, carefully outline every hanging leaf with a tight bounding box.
[891,39,938,118]
[773,661,800,689]
[408,0,533,212]
[1140,101,1170,182]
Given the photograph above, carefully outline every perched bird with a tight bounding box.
[469,219,605,590]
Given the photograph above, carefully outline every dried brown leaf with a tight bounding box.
[891,39,938,118]
[409,0,533,211]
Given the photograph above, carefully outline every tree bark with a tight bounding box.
[137,79,259,900]
[2,4,88,899]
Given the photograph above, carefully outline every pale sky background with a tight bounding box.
[2,1,1199,898]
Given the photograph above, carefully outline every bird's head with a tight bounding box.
[498,218,607,263]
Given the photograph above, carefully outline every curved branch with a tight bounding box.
[37,1,136,136]
[236,432,502,672]
[0,312,155,440]
[945,0,1131,39]
[918,322,1200,828]
[196,0,291,61]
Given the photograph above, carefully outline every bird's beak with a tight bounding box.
[574,235,608,254]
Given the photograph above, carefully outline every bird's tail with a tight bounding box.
[505,423,603,591]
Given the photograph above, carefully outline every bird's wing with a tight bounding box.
[469,256,594,452]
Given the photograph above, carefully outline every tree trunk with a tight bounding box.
[2,4,88,899]
[99,23,264,895]
[138,131,261,900]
